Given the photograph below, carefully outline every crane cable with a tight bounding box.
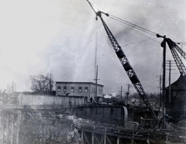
[86,0,160,44]
[86,0,185,55]
[86,0,158,37]
[107,14,160,44]
[109,14,157,36]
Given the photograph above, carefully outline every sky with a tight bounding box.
[0,0,185,94]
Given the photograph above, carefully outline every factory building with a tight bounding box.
[56,82,104,102]
[166,75,186,121]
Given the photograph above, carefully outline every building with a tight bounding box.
[165,75,186,121]
[56,82,104,102]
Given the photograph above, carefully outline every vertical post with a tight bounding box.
[120,86,123,98]
[12,81,14,93]
[16,112,21,144]
[43,123,46,144]
[159,75,162,108]
[104,128,106,144]
[162,36,167,127]
[131,131,134,144]
[92,133,94,144]
[49,74,52,92]
[81,131,84,144]
[94,65,100,103]
[126,84,131,105]
[157,34,167,126]
[0,115,4,144]
[94,29,98,79]
[6,115,9,143]
[94,29,98,103]
[166,133,169,143]
[168,60,172,104]
[95,65,98,102]
[117,137,120,144]
[2,117,4,144]
[10,115,14,144]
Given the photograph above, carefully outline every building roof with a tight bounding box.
[56,81,104,87]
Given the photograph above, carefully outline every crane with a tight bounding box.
[86,0,159,122]
[157,34,186,76]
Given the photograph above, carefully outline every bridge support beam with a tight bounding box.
[117,137,120,144]
[104,133,106,144]
[92,133,94,144]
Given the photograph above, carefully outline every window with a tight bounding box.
[71,87,74,92]
[63,86,67,92]
[85,87,88,93]
[99,88,102,94]
[57,86,61,92]
[79,87,82,93]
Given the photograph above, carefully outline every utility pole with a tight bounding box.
[11,82,16,93]
[94,65,100,102]
[157,34,167,127]
[95,65,98,98]
[156,34,167,126]
[118,86,125,98]
[162,38,166,123]
[94,28,99,103]
[126,84,131,105]
[120,86,123,98]
[168,61,172,104]
[49,74,52,92]
[166,60,176,104]
[157,75,162,108]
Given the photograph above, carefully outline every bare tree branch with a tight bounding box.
[30,73,54,94]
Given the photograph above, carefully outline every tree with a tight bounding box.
[30,73,54,94]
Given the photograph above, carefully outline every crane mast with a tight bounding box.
[157,34,186,76]
[95,11,158,121]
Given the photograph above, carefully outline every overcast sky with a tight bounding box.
[0,0,185,94]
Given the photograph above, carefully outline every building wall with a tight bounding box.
[165,76,186,121]
[56,82,104,101]
[89,84,104,98]
[166,89,186,120]
[75,105,156,129]
[18,94,85,108]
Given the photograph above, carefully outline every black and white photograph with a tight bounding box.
[0,0,186,143]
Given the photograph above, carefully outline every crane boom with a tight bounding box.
[166,39,186,76]
[95,11,158,121]
[175,45,186,61]
[157,34,186,76]
[170,48,186,76]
